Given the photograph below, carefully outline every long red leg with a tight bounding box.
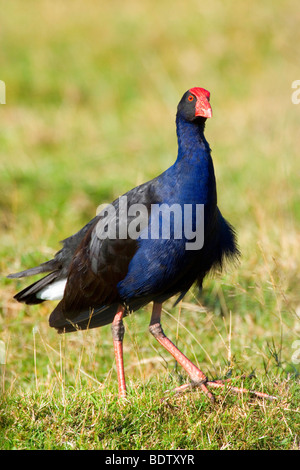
[149,302,277,402]
[149,302,215,402]
[111,305,127,399]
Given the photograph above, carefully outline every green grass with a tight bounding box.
[1,0,300,450]
[0,380,298,450]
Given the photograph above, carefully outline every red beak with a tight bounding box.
[195,100,212,118]
[189,87,213,119]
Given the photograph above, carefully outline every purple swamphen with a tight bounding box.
[8,87,274,401]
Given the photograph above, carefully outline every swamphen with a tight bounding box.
[8,87,273,401]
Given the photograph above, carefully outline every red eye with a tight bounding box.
[188,95,194,102]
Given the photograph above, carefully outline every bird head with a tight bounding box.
[177,87,212,121]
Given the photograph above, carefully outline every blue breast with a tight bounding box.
[117,116,217,302]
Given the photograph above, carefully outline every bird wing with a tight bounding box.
[57,179,161,320]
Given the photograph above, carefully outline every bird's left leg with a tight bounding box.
[111,305,127,399]
[149,302,215,402]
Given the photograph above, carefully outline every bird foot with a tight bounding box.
[165,375,277,402]
[164,378,217,402]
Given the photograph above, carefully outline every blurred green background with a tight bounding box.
[0,0,299,449]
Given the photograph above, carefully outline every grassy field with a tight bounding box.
[0,0,300,450]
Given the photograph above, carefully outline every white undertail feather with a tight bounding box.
[36,279,67,301]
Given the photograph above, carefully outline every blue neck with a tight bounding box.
[172,115,217,206]
[176,115,210,159]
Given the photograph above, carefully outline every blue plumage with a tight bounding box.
[8,87,239,333]
[118,99,237,306]
[10,88,279,402]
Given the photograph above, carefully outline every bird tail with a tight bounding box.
[7,259,59,279]
[7,259,63,305]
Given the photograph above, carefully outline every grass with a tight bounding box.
[0,380,298,450]
[0,0,300,450]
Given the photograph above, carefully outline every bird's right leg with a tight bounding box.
[149,302,276,402]
[111,305,127,399]
[149,302,215,402]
